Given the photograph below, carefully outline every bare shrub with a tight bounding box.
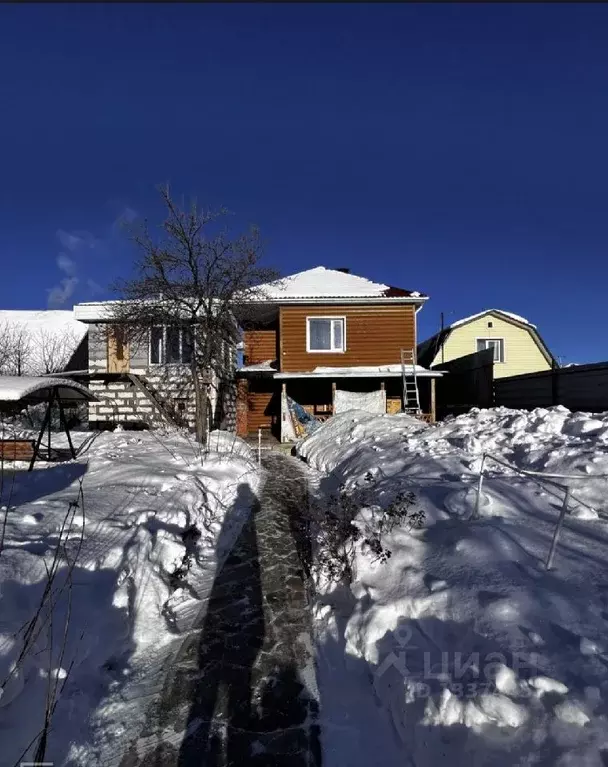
[0,466,86,765]
[307,484,425,585]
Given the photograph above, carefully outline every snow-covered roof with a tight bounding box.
[0,310,87,343]
[0,310,87,375]
[237,359,278,373]
[73,301,123,321]
[0,376,96,403]
[274,364,442,379]
[253,267,427,303]
[449,309,535,330]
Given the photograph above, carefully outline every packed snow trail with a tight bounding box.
[118,453,321,767]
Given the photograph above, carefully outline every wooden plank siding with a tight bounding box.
[247,392,274,430]
[279,304,416,372]
[247,378,278,431]
[243,327,278,365]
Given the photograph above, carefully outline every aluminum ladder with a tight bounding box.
[400,348,421,413]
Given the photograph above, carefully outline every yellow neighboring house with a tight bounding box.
[417,309,556,378]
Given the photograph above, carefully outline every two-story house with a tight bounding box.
[72,301,237,431]
[417,309,556,378]
[235,266,442,441]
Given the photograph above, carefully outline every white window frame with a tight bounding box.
[149,325,193,366]
[476,337,505,363]
[306,316,346,353]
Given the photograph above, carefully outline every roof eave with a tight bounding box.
[241,295,429,306]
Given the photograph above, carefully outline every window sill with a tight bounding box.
[306,349,346,354]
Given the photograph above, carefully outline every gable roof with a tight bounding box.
[254,266,427,303]
[448,309,535,330]
[417,309,555,368]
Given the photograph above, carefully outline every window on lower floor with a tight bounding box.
[476,338,505,362]
[307,317,346,352]
[150,326,193,365]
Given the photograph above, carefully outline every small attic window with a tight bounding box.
[488,321,493,328]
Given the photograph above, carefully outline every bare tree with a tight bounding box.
[0,322,80,376]
[0,321,14,374]
[111,185,278,443]
[33,327,80,374]
[0,322,33,376]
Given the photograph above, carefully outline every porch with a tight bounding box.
[236,366,443,441]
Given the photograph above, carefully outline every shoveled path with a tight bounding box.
[120,453,321,767]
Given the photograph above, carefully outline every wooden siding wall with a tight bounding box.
[495,362,608,412]
[247,378,277,431]
[431,314,551,378]
[279,305,416,372]
[243,327,278,365]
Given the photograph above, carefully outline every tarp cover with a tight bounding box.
[334,389,386,415]
[287,397,321,439]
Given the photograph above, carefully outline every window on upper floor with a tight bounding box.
[476,337,505,363]
[150,325,193,365]
[307,317,346,353]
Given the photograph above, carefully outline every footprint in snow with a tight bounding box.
[424,574,448,593]
[477,590,507,608]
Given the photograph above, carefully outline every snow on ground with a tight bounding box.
[0,427,259,766]
[299,407,608,766]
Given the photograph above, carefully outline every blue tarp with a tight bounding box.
[287,396,322,438]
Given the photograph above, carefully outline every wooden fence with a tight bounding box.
[494,362,608,412]
[432,348,494,419]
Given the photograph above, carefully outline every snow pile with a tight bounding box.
[299,407,608,766]
[0,428,259,766]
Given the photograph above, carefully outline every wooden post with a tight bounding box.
[380,381,385,390]
[281,382,287,443]
[236,378,249,437]
[430,377,437,423]
[48,389,54,456]
[29,390,54,471]
[332,381,336,413]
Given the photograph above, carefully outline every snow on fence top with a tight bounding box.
[0,375,96,403]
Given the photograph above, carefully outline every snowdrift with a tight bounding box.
[300,407,608,766]
[0,428,259,766]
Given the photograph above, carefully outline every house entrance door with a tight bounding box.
[108,326,130,373]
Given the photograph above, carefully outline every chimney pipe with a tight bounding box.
[336,267,350,274]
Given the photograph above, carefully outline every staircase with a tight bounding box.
[127,374,181,428]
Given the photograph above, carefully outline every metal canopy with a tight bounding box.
[0,376,97,471]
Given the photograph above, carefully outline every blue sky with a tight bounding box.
[1,4,607,364]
